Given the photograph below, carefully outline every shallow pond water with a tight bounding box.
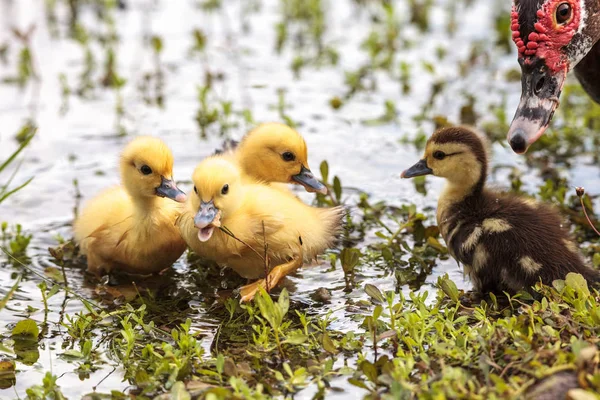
[0,0,599,398]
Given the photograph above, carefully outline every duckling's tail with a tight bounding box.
[302,206,346,259]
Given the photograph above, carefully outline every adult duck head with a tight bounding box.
[508,0,600,153]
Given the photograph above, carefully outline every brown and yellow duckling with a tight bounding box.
[220,122,327,194]
[177,157,343,301]
[74,136,187,277]
[401,126,599,294]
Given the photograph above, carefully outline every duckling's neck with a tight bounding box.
[131,195,162,216]
[437,169,486,226]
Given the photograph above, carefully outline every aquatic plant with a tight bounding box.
[0,127,35,205]
[1,0,600,398]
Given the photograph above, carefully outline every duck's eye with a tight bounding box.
[433,151,446,160]
[221,184,229,195]
[556,3,572,24]
[194,186,198,194]
[140,165,153,175]
[282,152,295,162]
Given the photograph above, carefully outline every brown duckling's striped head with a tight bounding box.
[402,127,489,195]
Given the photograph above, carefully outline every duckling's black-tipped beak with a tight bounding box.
[401,159,432,179]
[507,63,565,154]
[156,176,187,203]
[292,165,327,194]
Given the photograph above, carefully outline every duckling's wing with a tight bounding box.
[247,211,286,240]
[83,223,124,274]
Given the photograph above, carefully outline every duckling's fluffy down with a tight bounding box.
[74,187,186,276]
[178,183,344,280]
[441,190,600,294]
[73,136,186,276]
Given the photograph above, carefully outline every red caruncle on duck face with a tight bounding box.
[512,0,583,72]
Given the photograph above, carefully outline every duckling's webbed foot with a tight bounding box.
[239,255,303,302]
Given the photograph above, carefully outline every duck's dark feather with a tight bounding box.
[574,42,600,104]
[441,189,600,294]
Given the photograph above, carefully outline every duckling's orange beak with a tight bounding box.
[401,159,432,178]
[194,200,221,242]
[156,176,187,203]
[292,165,327,194]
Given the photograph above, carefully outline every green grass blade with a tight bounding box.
[0,129,36,175]
[0,176,33,204]
[0,276,21,311]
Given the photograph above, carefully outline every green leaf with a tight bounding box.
[320,160,329,183]
[438,274,459,302]
[47,284,60,299]
[552,278,566,292]
[594,253,600,268]
[0,359,15,382]
[278,288,289,317]
[61,350,84,359]
[216,354,224,375]
[12,319,39,338]
[365,284,385,304]
[333,176,342,201]
[360,361,378,383]
[13,336,39,365]
[255,288,281,329]
[170,381,191,400]
[283,332,308,345]
[348,378,369,390]
[44,267,65,283]
[340,248,361,273]
[322,332,339,354]
[565,273,590,298]
[150,35,163,53]
[0,360,14,373]
[373,305,383,321]
[426,236,447,253]
[283,362,293,378]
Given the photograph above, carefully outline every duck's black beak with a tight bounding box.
[292,165,327,194]
[401,159,432,178]
[156,176,187,203]
[507,62,566,154]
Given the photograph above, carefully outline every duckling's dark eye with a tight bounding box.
[433,151,446,160]
[221,184,229,195]
[140,165,152,175]
[194,186,198,194]
[556,3,572,24]
[282,152,295,162]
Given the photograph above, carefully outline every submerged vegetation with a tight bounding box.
[1,0,600,399]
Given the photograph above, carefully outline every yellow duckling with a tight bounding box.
[74,136,187,277]
[221,122,327,194]
[177,157,343,301]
